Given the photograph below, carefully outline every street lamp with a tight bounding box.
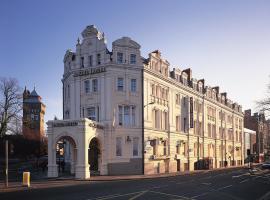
[144,101,154,108]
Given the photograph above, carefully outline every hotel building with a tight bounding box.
[47,25,244,179]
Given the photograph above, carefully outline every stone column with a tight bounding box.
[75,120,90,179]
[47,125,58,177]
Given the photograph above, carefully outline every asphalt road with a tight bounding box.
[1,167,270,200]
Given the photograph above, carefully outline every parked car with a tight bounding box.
[261,161,270,169]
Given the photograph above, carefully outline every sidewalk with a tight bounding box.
[0,164,259,193]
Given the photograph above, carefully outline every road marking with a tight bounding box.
[150,184,168,189]
[149,190,192,200]
[201,182,211,185]
[88,191,144,200]
[217,184,232,191]
[128,190,148,200]
[257,190,270,200]
[232,173,249,178]
[239,179,249,184]
[191,192,209,198]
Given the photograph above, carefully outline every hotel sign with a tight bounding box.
[89,122,104,130]
[74,66,106,77]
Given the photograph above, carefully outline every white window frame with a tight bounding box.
[92,79,98,92]
[117,77,124,91]
[117,52,124,64]
[130,54,136,64]
[133,137,139,156]
[116,137,122,156]
[130,79,136,92]
[84,80,90,94]
[118,105,136,126]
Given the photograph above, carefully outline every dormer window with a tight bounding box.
[130,54,136,64]
[183,77,187,86]
[117,52,123,64]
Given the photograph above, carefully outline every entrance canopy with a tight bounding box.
[47,118,104,179]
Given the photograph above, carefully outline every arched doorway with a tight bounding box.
[55,136,77,176]
[89,137,100,175]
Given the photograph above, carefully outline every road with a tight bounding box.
[1,167,270,200]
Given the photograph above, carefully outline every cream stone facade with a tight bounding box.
[47,25,244,179]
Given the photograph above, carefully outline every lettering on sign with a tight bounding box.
[53,121,78,127]
[74,67,106,77]
[89,122,104,130]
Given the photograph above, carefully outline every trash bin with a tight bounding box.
[22,172,30,187]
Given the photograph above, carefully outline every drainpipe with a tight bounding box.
[141,68,144,175]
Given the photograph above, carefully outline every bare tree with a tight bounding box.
[256,79,270,117]
[0,78,22,138]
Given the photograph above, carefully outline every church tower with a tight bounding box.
[22,87,46,141]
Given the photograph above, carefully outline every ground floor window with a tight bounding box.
[133,137,139,156]
[116,137,122,156]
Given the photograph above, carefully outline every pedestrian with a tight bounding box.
[225,161,228,168]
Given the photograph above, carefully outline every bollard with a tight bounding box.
[22,172,30,187]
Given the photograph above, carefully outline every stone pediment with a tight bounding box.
[112,37,140,49]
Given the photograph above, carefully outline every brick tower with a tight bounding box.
[22,87,46,141]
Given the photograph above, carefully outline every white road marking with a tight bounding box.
[128,190,148,200]
[88,191,144,200]
[149,190,192,200]
[217,184,232,191]
[201,182,211,185]
[150,184,168,189]
[258,190,270,200]
[191,192,209,198]
[239,179,249,184]
[232,173,249,178]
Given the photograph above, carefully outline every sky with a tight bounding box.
[1,0,270,128]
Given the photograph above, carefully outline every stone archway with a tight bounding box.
[55,136,77,176]
[89,137,101,175]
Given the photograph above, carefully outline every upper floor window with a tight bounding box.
[97,54,101,65]
[130,54,136,64]
[92,79,98,92]
[117,78,124,91]
[176,94,181,105]
[89,55,93,67]
[176,116,181,131]
[118,105,136,126]
[117,52,123,64]
[131,79,137,92]
[67,85,70,98]
[65,110,70,119]
[84,80,90,93]
[80,57,84,68]
[87,106,99,121]
[182,77,187,86]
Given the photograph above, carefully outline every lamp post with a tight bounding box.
[5,139,8,188]
[142,101,155,174]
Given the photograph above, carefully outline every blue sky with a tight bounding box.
[1,0,270,126]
